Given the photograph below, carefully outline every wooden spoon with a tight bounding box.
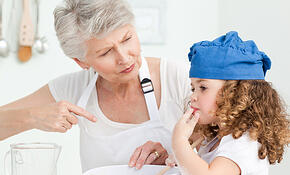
[156,166,172,175]
[18,0,34,62]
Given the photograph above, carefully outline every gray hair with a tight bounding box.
[54,0,135,60]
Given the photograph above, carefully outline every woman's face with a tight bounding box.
[82,24,141,83]
[190,78,225,125]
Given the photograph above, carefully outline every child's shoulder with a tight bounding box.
[216,133,269,174]
[220,132,252,145]
[218,132,259,153]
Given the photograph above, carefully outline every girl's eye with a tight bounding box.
[200,86,207,91]
[191,88,195,92]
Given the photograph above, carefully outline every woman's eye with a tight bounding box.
[101,49,111,56]
[123,36,132,42]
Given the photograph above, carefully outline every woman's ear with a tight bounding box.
[73,58,90,70]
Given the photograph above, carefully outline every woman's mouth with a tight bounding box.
[121,63,135,73]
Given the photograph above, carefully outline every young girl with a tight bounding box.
[171,31,290,175]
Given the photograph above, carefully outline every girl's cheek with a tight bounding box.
[209,109,217,116]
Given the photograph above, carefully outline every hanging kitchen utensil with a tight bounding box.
[0,0,9,57]
[18,0,34,62]
[7,0,21,52]
[33,0,47,54]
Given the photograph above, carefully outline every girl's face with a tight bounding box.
[76,24,141,83]
[190,78,225,125]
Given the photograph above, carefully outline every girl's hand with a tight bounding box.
[29,101,97,133]
[129,141,168,169]
[173,108,200,140]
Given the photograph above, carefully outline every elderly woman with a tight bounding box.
[0,0,190,172]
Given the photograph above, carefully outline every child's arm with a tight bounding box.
[172,109,240,175]
[172,136,240,175]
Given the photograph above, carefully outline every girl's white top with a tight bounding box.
[198,133,269,175]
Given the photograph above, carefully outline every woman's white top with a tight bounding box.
[198,133,269,175]
[48,58,191,171]
[48,58,190,135]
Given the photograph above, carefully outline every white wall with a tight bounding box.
[141,0,219,60]
[0,0,218,174]
[218,0,290,174]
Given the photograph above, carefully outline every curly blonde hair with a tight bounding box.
[199,80,290,164]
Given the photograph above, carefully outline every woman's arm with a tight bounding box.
[0,108,35,141]
[0,85,97,141]
[0,85,54,140]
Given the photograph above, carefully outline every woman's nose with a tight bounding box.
[117,57,129,65]
[116,47,129,65]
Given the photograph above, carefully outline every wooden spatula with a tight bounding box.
[156,166,172,175]
[18,0,34,62]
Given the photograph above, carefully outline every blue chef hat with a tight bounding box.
[188,31,271,80]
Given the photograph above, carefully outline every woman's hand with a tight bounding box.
[29,101,97,133]
[172,108,199,143]
[129,141,169,169]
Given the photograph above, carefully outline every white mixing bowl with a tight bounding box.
[83,165,180,175]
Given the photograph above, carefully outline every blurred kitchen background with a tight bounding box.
[0,0,289,174]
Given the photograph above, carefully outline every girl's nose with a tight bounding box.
[191,93,197,102]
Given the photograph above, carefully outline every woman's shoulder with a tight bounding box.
[145,57,191,112]
[145,57,161,73]
[48,69,95,103]
[145,57,161,63]
[49,69,94,88]
[159,57,191,101]
[160,58,189,80]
